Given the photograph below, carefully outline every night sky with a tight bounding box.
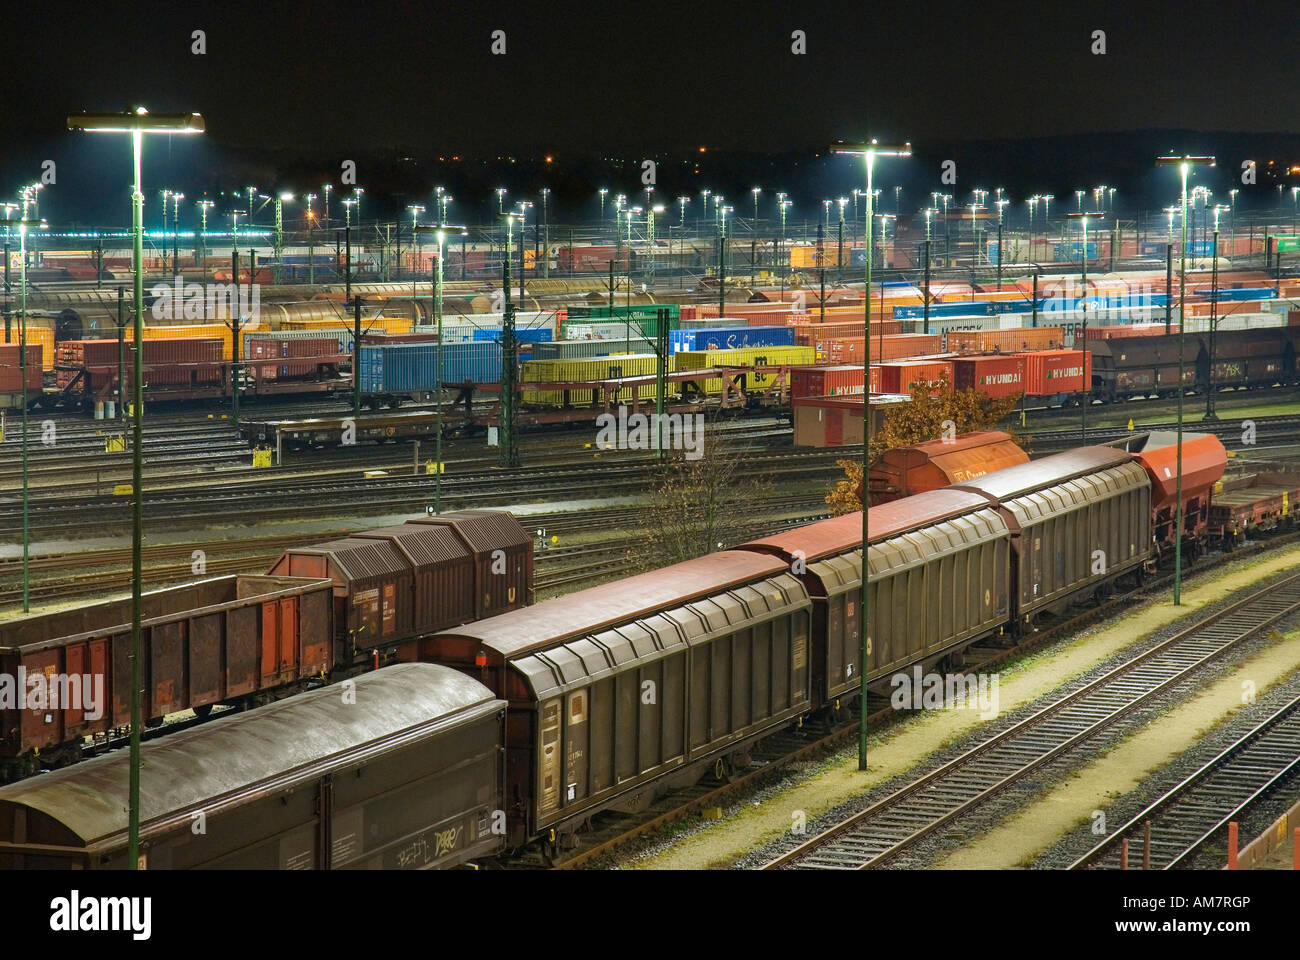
[6,1,1299,221]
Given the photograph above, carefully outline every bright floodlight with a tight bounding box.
[280,192,294,202]
[1155,155,1215,168]
[831,139,912,157]
[68,108,204,133]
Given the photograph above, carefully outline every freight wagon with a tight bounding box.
[1208,472,1300,550]
[673,345,816,396]
[267,510,532,661]
[420,551,813,848]
[0,664,507,870]
[867,431,1029,502]
[0,575,334,780]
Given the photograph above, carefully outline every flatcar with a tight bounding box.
[1208,472,1300,549]
[0,663,506,870]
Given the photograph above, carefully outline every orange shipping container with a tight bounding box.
[878,360,953,395]
[825,333,943,363]
[1018,349,1092,395]
[945,327,1066,354]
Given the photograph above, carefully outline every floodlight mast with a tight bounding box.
[830,139,911,773]
[67,108,206,871]
[1154,155,1215,607]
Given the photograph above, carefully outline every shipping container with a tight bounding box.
[820,333,943,363]
[0,345,42,393]
[358,341,502,393]
[877,360,954,395]
[790,394,909,446]
[673,344,816,395]
[952,354,1025,399]
[946,327,1067,353]
[1018,348,1092,396]
[669,325,796,353]
[790,364,869,399]
[522,353,665,406]
[530,337,656,360]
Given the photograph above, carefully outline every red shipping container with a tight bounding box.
[0,345,42,393]
[1084,323,1179,340]
[946,327,1066,354]
[791,364,865,399]
[1018,349,1092,395]
[878,360,953,395]
[952,355,1025,398]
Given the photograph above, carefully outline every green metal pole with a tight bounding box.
[353,296,362,419]
[117,288,125,421]
[1175,167,1188,606]
[1206,227,1218,421]
[859,154,874,773]
[19,222,29,613]
[129,128,145,870]
[435,229,444,512]
[501,216,519,468]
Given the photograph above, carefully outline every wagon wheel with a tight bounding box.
[713,756,733,783]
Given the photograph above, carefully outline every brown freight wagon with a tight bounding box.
[421,550,812,848]
[1208,472,1300,549]
[0,664,507,869]
[0,575,333,780]
[736,492,1010,707]
[953,447,1152,626]
[267,510,532,661]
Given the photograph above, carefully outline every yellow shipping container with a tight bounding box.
[24,327,55,371]
[281,316,412,335]
[522,353,670,406]
[674,345,815,395]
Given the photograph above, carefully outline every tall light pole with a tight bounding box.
[837,197,848,283]
[197,199,214,275]
[67,107,205,871]
[831,138,911,774]
[415,221,468,512]
[922,207,936,332]
[778,197,791,298]
[274,193,292,284]
[1228,188,1238,258]
[246,185,256,221]
[752,187,762,283]
[304,194,317,284]
[496,187,507,216]
[1156,154,1215,607]
[322,183,332,228]
[1067,211,1103,442]
[995,198,1009,289]
[161,188,171,274]
[171,192,184,274]
[598,188,608,223]
[1205,204,1229,421]
[540,187,550,279]
[968,203,985,268]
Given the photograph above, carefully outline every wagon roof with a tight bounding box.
[952,446,1134,501]
[0,663,498,849]
[436,550,790,658]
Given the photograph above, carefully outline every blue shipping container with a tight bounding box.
[359,341,502,393]
[668,325,796,353]
[471,327,554,343]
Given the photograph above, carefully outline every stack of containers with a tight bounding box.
[521,354,665,406]
[358,341,501,394]
[242,328,353,357]
[0,345,42,393]
[58,337,224,389]
[673,345,815,395]
[6,329,55,371]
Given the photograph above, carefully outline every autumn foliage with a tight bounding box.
[826,375,1026,515]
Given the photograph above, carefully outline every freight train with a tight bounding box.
[0,432,1236,867]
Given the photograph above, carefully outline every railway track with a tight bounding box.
[1068,693,1300,870]
[761,571,1300,870]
